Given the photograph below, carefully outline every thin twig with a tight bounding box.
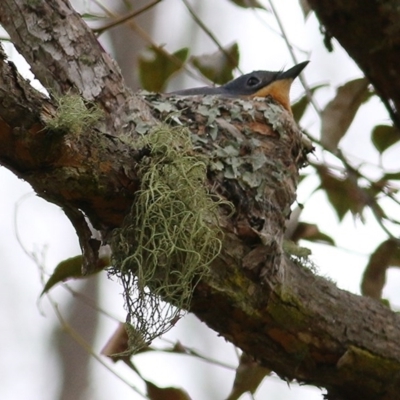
[267,0,400,238]
[49,295,149,399]
[91,0,208,85]
[158,338,236,370]
[13,195,148,398]
[61,284,121,321]
[94,0,162,35]
[267,0,321,116]
[181,0,242,74]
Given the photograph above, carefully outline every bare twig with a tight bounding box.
[181,0,243,74]
[92,0,208,84]
[267,0,321,116]
[49,296,148,399]
[94,0,162,35]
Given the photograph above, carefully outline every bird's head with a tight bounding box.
[221,61,309,113]
[170,61,309,114]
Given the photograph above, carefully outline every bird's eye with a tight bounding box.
[246,76,260,87]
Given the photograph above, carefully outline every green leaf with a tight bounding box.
[41,255,108,296]
[380,299,391,308]
[227,0,267,9]
[371,124,400,154]
[138,46,189,92]
[291,84,327,122]
[283,240,312,258]
[81,13,106,21]
[390,244,400,267]
[320,78,370,151]
[146,380,192,400]
[191,43,239,85]
[291,222,335,245]
[226,352,271,400]
[382,171,400,180]
[317,169,350,220]
[361,239,399,299]
[217,144,240,157]
[316,166,366,221]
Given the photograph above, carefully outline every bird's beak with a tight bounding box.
[278,61,309,81]
[255,61,309,114]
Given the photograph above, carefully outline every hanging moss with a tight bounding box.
[110,125,229,353]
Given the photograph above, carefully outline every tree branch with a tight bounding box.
[308,0,400,128]
[0,0,155,228]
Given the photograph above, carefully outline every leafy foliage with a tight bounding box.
[361,239,400,300]
[41,255,108,295]
[226,352,271,400]
[316,165,368,221]
[320,78,370,151]
[191,42,240,85]
[227,0,267,10]
[146,381,192,400]
[371,124,400,154]
[290,222,335,245]
[138,46,189,92]
[291,84,326,122]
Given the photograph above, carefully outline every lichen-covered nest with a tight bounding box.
[109,92,309,352]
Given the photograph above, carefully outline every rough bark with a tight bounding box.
[307,0,400,128]
[0,1,399,400]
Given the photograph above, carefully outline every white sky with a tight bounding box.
[1,0,399,399]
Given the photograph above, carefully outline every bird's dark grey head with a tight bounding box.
[169,70,280,97]
[221,70,281,96]
[169,61,309,98]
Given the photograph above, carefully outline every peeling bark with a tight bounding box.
[0,1,400,400]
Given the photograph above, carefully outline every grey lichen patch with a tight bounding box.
[109,125,229,352]
[197,104,221,125]
[142,92,307,276]
[152,101,178,114]
[213,137,283,196]
[45,93,103,134]
[263,102,288,133]
[134,120,152,135]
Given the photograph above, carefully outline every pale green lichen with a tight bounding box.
[110,125,229,352]
[46,93,103,134]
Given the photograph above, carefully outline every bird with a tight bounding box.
[150,62,312,248]
[169,61,309,115]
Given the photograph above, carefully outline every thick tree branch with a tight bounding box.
[0,49,139,227]
[1,1,122,109]
[0,0,155,228]
[193,254,400,400]
[308,0,400,128]
[0,2,399,400]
